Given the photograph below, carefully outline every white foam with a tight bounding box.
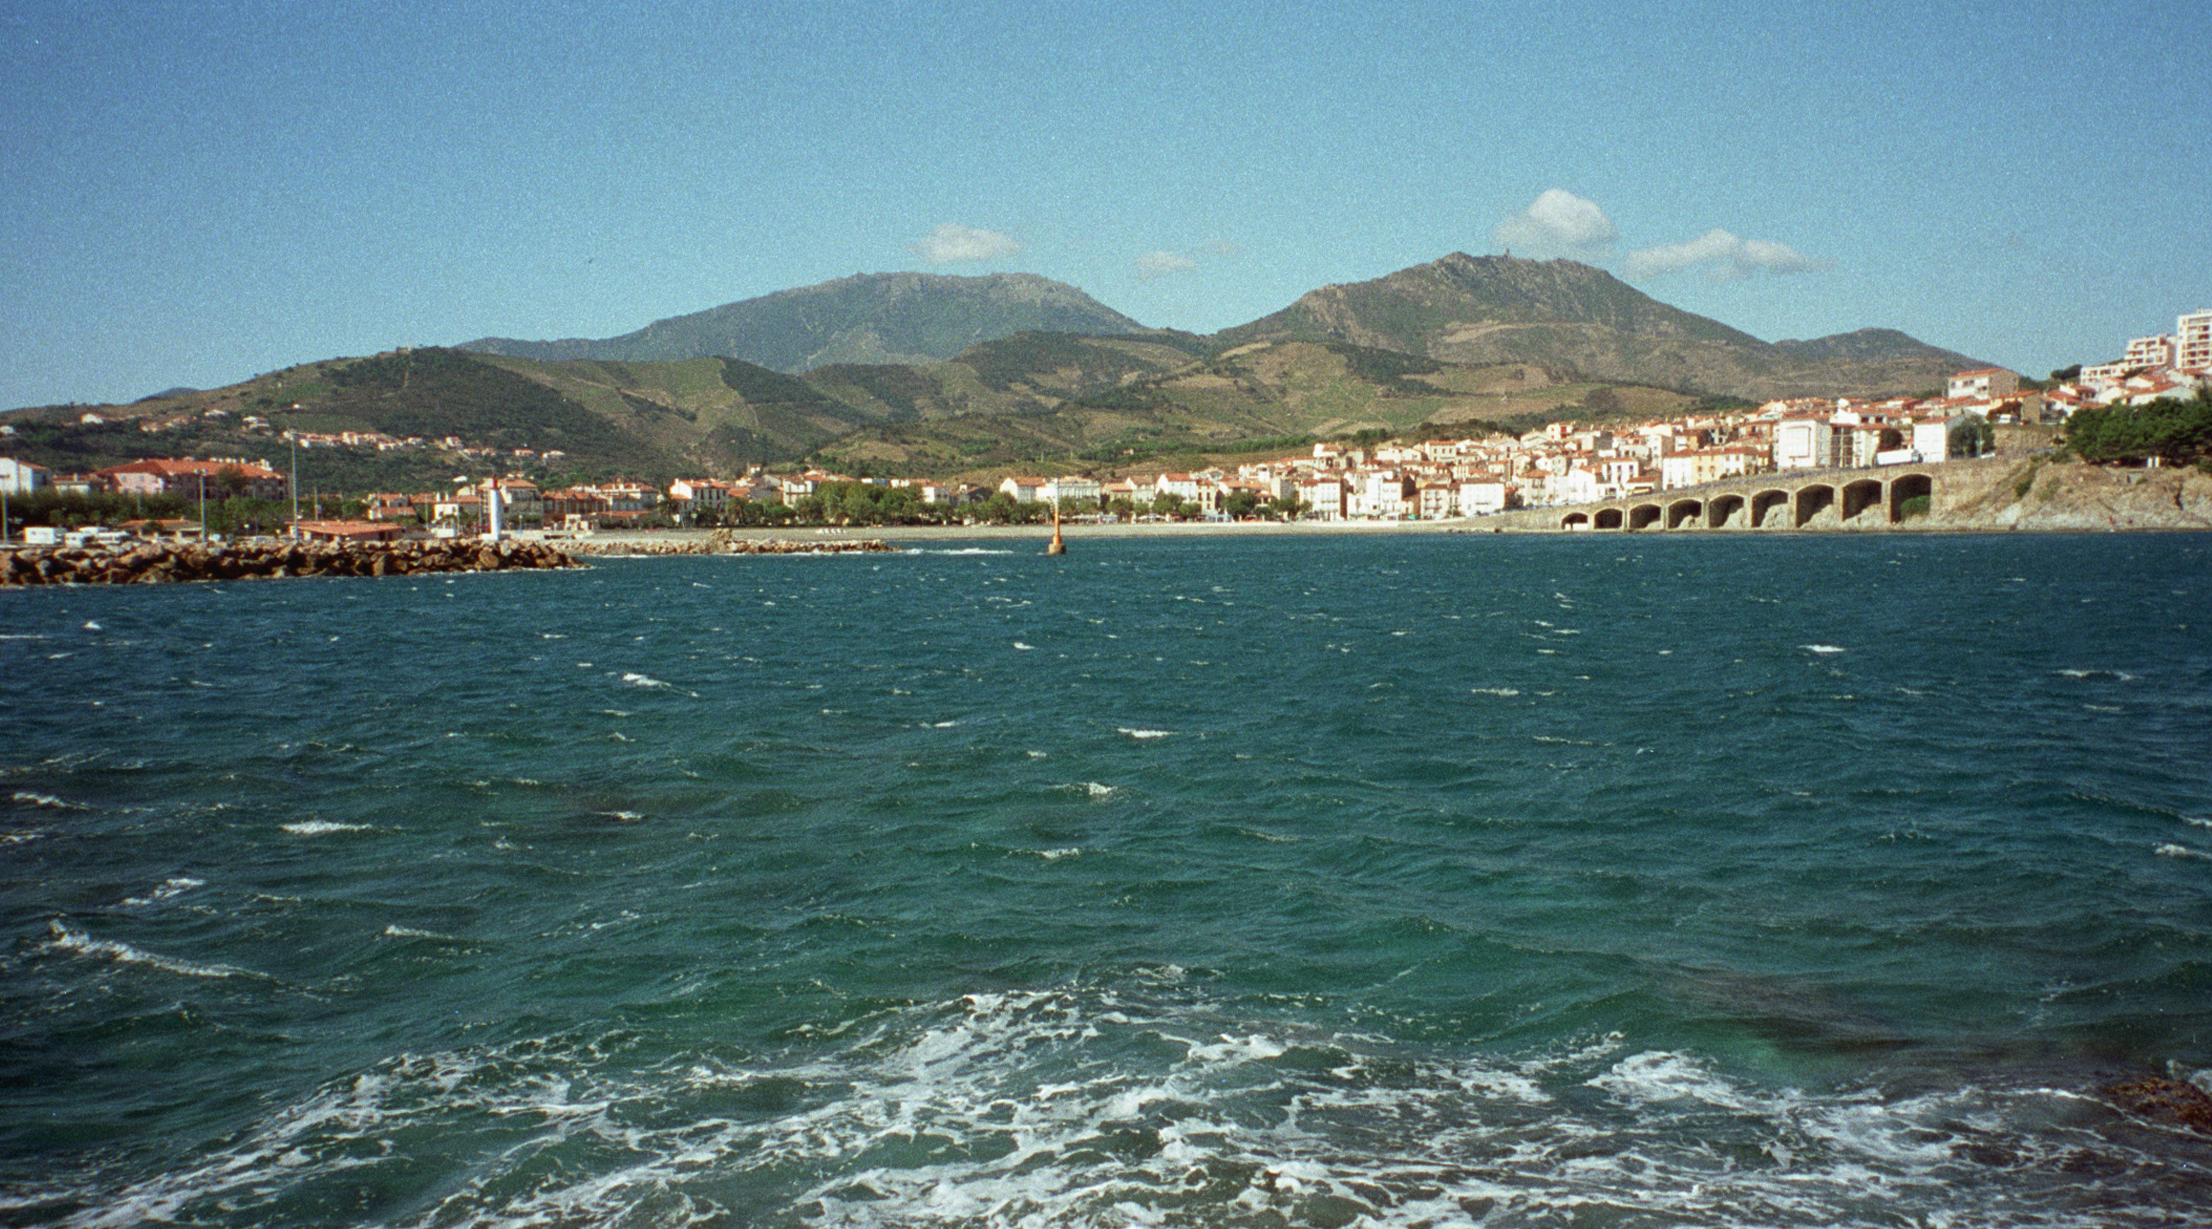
[12,790,89,811]
[621,672,670,688]
[1470,687,1522,696]
[44,919,257,980]
[281,820,372,835]
[1117,728,1171,740]
[28,987,2157,1229]
[120,877,205,907]
[2155,843,2206,860]
[1589,1050,1751,1110]
[1801,644,1848,655]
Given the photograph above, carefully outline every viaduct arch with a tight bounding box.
[1552,466,1941,532]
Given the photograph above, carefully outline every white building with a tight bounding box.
[0,457,48,495]
[1038,476,1101,506]
[2178,309,2212,371]
[1912,414,1962,461]
[1358,470,1412,519]
[669,477,732,510]
[1773,417,1837,470]
[1298,476,1345,520]
[1455,475,1510,516]
[2126,333,2177,369]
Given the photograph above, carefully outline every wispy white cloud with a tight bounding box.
[1493,189,1618,258]
[1624,228,1820,281]
[910,223,1022,264]
[1137,250,1199,279]
[1134,239,1237,280]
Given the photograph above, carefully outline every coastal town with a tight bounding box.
[2,310,2207,543]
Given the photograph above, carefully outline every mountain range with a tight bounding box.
[5,254,1990,489]
[459,254,1981,404]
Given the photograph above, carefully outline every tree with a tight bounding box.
[1223,489,1260,519]
[1949,416,1995,458]
[2063,390,2212,466]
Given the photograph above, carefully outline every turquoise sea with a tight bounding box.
[3,531,2208,1227]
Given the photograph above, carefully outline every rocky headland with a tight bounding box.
[1921,457,2212,531]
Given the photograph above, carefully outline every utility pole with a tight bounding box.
[289,409,300,536]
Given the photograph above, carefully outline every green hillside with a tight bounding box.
[808,339,1703,477]
[1220,253,1980,400]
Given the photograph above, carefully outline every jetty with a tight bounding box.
[0,537,578,586]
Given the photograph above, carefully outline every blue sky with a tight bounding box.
[3,0,2205,410]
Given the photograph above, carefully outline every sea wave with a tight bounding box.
[32,985,2194,1228]
[119,877,206,907]
[281,820,373,835]
[43,919,260,981]
[10,790,89,811]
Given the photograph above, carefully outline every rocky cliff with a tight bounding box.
[1928,458,2212,531]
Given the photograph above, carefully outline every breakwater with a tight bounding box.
[0,537,577,585]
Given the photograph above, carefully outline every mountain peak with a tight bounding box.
[1216,252,1978,399]
[459,271,1146,373]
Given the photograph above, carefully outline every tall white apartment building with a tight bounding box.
[2178,309,2212,370]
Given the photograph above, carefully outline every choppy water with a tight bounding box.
[3,531,2209,1227]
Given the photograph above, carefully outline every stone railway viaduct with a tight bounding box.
[1495,465,1942,532]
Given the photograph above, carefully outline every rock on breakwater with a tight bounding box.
[0,538,579,585]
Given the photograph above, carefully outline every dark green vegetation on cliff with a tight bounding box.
[2061,390,2212,467]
